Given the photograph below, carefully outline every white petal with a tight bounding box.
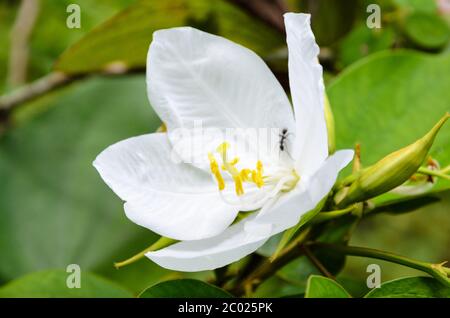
[284,13,329,175]
[146,214,270,272]
[246,149,354,233]
[93,133,238,241]
[146,150,353,272]
[147,27,295,166]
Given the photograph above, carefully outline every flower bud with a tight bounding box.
[336,113,449,207]
[390,158,439,196]
[324,94,336,155]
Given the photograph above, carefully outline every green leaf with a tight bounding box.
[0,75,169,291]
[253,275,306,298]
[338,24,395,68]
[365,276,450,298]
[305,275,351,298]
[329,51,450,198]
[404,12,450,49]
[274,257,320,293]
[55,0,283,75]
[139,279,232,298]
[0,270,133,298]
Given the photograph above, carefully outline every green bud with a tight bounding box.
[336,113,449,207]
[324,94,336,155]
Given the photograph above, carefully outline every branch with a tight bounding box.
[0,72,79,111]
[301,245,334,279]
[230,246,303,297]
[0,0,287,115]
[418,166,450,181]
[8,0,41,87]
[309,242,450,288]
[312,205,356,224]
[0,67,145,113]
[229,227,311,296]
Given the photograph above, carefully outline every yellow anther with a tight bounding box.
[216,142,230,155]
[209,143,266,195]
[208,152,217,170]
[234,176,244,196]
[251,169,264,188]
[208,152,225,191]
[257,160,263,173]
[250,160,265,188]
[240,169,252,182]
[222,157,239,170]
[218,143,240,177]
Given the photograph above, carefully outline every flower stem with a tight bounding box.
[309,242,450,288]
[441,165,450,174]
[230,227,312,296]
[417,167,450,181]
[301,245,334,279]
[312,205,356,223]
[114,237,177,269]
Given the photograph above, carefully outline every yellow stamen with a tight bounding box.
[222,157,239,170]
[216,142,230,155]
[240,169,252,182]
[251,160,264,188]
[208,152,225,190]
[257,160,263,173]
[218,142,240,177]
[209,142,266,195]
[251,170,264,188]
[234,175,244,196]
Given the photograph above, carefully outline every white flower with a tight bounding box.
[93,13,354,272]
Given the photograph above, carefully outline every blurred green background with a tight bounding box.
[0,0,449,297]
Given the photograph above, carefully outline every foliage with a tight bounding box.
[0,270,133,298]
[139,279,232,298]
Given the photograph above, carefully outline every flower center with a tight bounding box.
[208,142,264,196]
[208,142,300,210]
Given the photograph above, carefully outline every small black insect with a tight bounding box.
[279,128,289,151]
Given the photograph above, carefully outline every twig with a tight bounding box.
[301,245,334,279]
[230,246,303,296]
[0,0,286,115]
[312,205,356,224]
[0,72,79,111]
[417,167,450,181]
[441,165,450,174]
[230,228,311,296]
[212,266,231,287]
[308,242,450,288]
[227,0,287,33]
[8,0,41,87]
[232,253,265,285]
[0,67,145,112]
